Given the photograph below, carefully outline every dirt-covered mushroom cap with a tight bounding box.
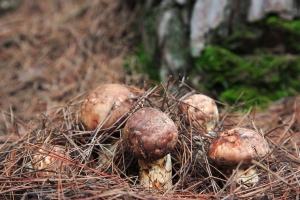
[29,145,70,178]
[208,128,270,167]
[179,94,219,132]
[80,83,135,131]
[123,107,178,161]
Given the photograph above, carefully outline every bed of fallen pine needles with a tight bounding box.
[0,0,299,199]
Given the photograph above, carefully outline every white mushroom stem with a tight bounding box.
[138,154,172,191]
[235,167,259,186]
[97,142,118,169]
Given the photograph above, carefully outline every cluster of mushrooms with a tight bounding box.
[31,83,271,191]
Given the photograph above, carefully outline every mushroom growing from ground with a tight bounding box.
[28,144,70,178]
[208,127,270,186]
[179,94,219,138]
[80,83,135,132]
[123,107,178,191]
[80,83,135,168]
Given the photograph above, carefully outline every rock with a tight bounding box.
[248,0,294,21]
[190,0,227,57]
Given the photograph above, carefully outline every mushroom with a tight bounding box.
[123,107,178,191]
[208,127,270,185]
[80,83,135,132]
[179,94,219,138]
[28,144,70,178]
[80,84,135,168]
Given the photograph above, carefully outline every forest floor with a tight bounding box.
[0,0,140,136]
[0,1,299,199]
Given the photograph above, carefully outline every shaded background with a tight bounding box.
[1,0,300,135]
[134,0,300,108]
[0,0,140,135]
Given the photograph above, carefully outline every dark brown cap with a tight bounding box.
[80,84,135,131]
[208,128,270,167]
[123,107,178,161]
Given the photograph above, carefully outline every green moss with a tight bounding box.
[220,87,270,107]
[124,44,161,82]
[194,46,300,108]
[265,16,300,53]
[128,6,163,82]
[267,16,300,35]
[221,29,262,53]
[127,9,300,109]
[193,16,300,108]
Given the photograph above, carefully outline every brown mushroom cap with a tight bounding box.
[123,107,178,161]
[80,83,135,131]
[30,145,70,178]
[179,94,219,132]
[208,128,270,167]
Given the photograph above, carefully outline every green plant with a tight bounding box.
[124,44,160,82]
[194,46,300,108]
[264,16,300,53]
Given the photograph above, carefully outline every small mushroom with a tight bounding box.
[80,84,135,168]
[208,127,270,185]
[179,94,219,137]
[123,107,178,191]
[80,83,135,132]
[28,144,70,178]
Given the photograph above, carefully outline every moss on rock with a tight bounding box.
[194,46,300,108]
